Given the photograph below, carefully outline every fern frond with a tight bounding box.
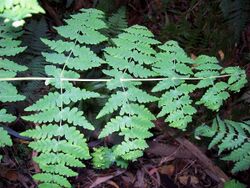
[21,124,91,186]
[92,147,116,169]
[0,109,16,122]
[196,82,229,111]
[222,67,247,92]
[113,139,148,160]
[0,127,12,147]
[194,55,246,111]
[97,92,126,118]
[0,58,27,72]
[55,8,107,44]
[220,0,250,41]
[39,164,77,177]
[92,146,129,169]
[21,9,108,187]
[0,127,12,160]
[34,153,85,167]
[194,55,222,89]
[33,173,71,188]
[42,39,104,71]
[0,22,26,161]
[25,87,99,111]
[108,6,128,35]
[0,0,44,26]
[120,103,155,120]
[153,41,196,130]
[23,107,94,130]
[98,116,129,138]
[96,25,158,163]
[195,117,250,173]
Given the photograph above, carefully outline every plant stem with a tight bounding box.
[0,74,236,82]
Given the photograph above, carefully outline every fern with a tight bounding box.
[0,7,248,182]
[0,0,44,27]
[152,40,247,130]
[92,146,127,169]
[194,55,247,111]
[0,22,27,160]
[224,179,246,188]
[195,116,250,173]
[0,127,12,160]
[21,9,107,187]
[95,25,159,164]
[152,41,196,130]
[220,0,250,41]
[107,6,128,36]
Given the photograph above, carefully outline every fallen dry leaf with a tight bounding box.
[179,175,199,185]
[218,50,225,61]
[158,165,175,176]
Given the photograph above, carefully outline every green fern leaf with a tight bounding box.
[120,103,155,120]
[21,9,109,187]
[0,0,44,26]
[153,41,197,130]
[92,147,116,169]
[196,82,229,111]
[97,92,126,118]
[122,150,144,161]
[0,58,27,72]
[97,87,157,118]
[39,183,61,188]
[0,109,16,122]
[113,139,148,160]
[34,153,85,167]
[39,164,77,177]
[222,67,247,92]
[196,117,250,173]
[208,116,226,149]
[25,87,99,111]
[29,139,89,159]
[55,8,107,44]
[108,6,128,35]
[23,107,94,130]
[223,142,250,173]
[99,116,130,138]
[224,179,246,188]
[42,39,104,71]
[0,127,12,147]
[194,55,222,89]
[103,69,141,90]
[96,25,158,163]
[0,22,26,161]
[33,173,71,188]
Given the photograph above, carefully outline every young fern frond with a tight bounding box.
[92,147,119,169]
[195,117,250,173]
[22,8,107,187]
[95,25,159,164]
[0,22,27,160]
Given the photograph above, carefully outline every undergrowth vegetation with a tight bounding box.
[0,3,249,188]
